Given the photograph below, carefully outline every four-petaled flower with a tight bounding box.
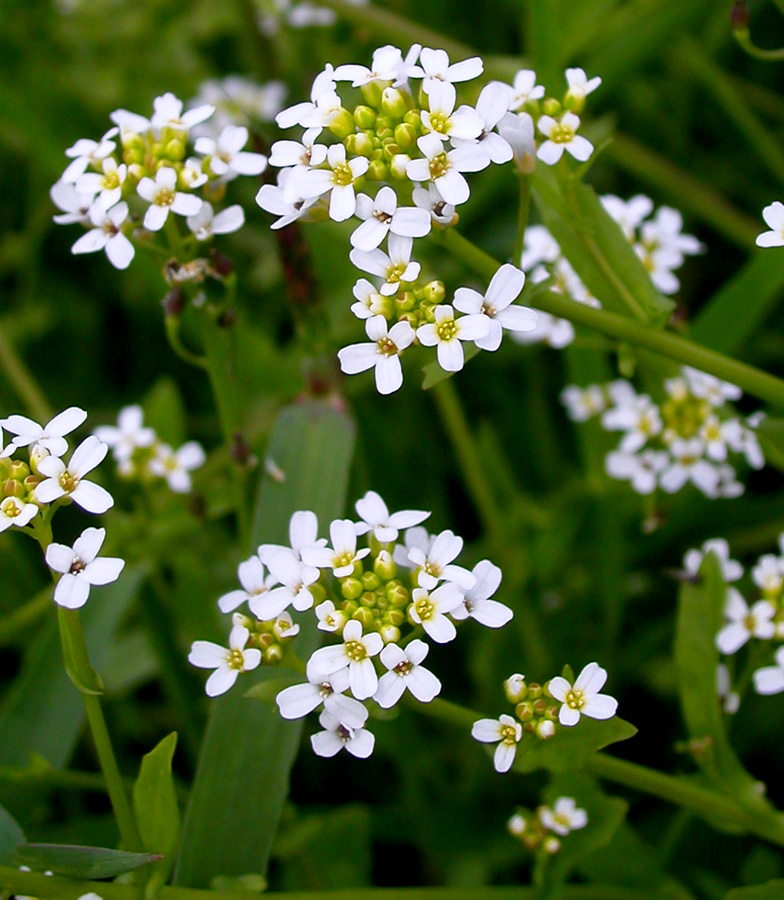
[471,713,522,773]
[36,436,114,514]
[338,316,416,395]
[375,639,442,707]
[189,623,261,697]
[548,662,618,726]
[45,527,125,609]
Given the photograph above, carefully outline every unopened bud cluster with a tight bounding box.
[507,796,588,855]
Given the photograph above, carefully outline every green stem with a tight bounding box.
[734,27,784,60]
[512,175,531,270]
[0,867,663,900]
[0,324,52,421]
[164,317,208,369]
[437,228,784,410]
[314,0,522,81]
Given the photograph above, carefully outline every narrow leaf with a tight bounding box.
[175,398,355,888]
[725,882,784,900]
[0,803,25,865]
[133,732,180,894]
[513,717,637,774]
[14,844,160,879]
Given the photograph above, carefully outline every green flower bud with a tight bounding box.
[564,90,585,114]
[386,582,409,608]
[381,87,408,119]
[23,475,41,495]
[403,109,422,130]
[367,159,389,181]
[386,608,405,627]
[8,461,30,481]
[127,161,145,181]
[341,599,359,616]
[542,98,561,117]
[395,291,417,313]
[354,105,377,129]
[361,571,381,591]
[352,132,375,158]
[263,644,285,665]
[327,108,357,140]
[360,590,377,608]
[382,142,402,162]
[379,624,401,644]
[163,138,185,161]
[389,153,411,179]
[504,674,527,704]
[394,122,418,151]
[344,134,359,155]
[527,682,543,700]
[544,705,558,721]
[341,577,365,601]
[422,280,446,305]
[257,632,275,649]
[536,719,555,740]
[360,81,384,109]
[533,698,547,716]
[374,550,397,581]
[515,701,534,722]
[310,582,327,605]
[353,606,375,628]
[3,479,24,499]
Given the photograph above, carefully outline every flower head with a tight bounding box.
[548,662,618,726]
[45,528,125,609]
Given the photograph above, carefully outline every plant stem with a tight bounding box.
[734,28,784,61]
[512,175,531,268]
[0,323,52,422]
[437,228,784,410]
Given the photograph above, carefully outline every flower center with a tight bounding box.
[156,188,176,207]
[436,319,457,342]
[414,595,435,621]
[564,689,585,710]
[69,559,86,575]
[386,263,407,284]
[59,471,78,492]
[394,660,413,677]
[743,613,758,632]
[337,724,354,742]
[428,112,449,134]
[318,681,334,698]
[550,123,575,144]
[482,303,496,317]
[0,498,20,518]
[227,649,246,670]
[377,337,398,357]
[500,723,518,744]
[345,639,367,662]
[334,551,354,569]
[332,163,354,186]
[428,152,450,180]
[374,210,393,223]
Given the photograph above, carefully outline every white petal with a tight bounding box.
[53,574,90,609]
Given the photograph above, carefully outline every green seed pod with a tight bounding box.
[354,105,377,129]
[341,577,364,601]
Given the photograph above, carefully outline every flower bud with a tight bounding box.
[504,674,527,704]
[379,623,401,644]
[386,582,409,608]
[360,81,384,109]
[533,698,547,716]
[374,550,397,581]
[563,91,585,114]
[507,814,527,836]
[8,461,30,481]
[341,577,364,601]
[361,571,381,592]
[204,179,227,204]
[382,142,402,162]
[360,590,377,608]
[386,608,405,627]
[328,108,358,140]
[394,122,418,152]
[515,700,534,722]
[395,291,417,313]
[263,644,284,665]
[404,109,422,130]
[536,719,555,740]
[381,87,408,119]
[23,474,41,494]
[310,582,327,605]
[353,132,375,158]
[389,153,411,179]
[366,159,389,181]
[543,836,561,855]
[3,479,24,499]
[422,280,446,305]
[354,105,378,129]
[165,138,186,161]
[542,98,561,117]
[353,606,375,628]
[527,682,542,700]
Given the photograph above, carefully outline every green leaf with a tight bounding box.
[534,774,628,899]
[144,376,187,448]
[755,417,784,473]
[133,732,180,895]
[174,398,356,888]
[675,553,774,817]
[14,844,160,879]
[690,252,784,356]
[513,717,637,774]
[531,166,675,325]
[0,802,25,865]
[725,882,784,900]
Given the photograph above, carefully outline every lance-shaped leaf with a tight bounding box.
[513,717,637,774]
[14,844,160,879]
[174,399,355,887]
[725,883,784,900]
[0,803,25,865]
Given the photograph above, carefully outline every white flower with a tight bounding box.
[188,623,261,697]
[659,440,719,496]
[71,201,135,270]
[752,554,784,595]
[463,83,514,165]
[682,366,741,406]
[508,69,545,109]
[50,181,94,226]
[315,599,347,633]
[137,167,203,232]
[110,108,152,138]
[350,234,421,296]
[406,47,484,93]
[471,713,522,773]
[333,45,405,86]
[406,132,488,205]
[259,509,325,563]
[548,662,618,726]
[565,68,602,102]
[421,80,483,143]
[251,548,320,618]
[276,65,338,131]
[301,518,371,577]
[756,201,784,248]
[311,709,375,758]
[269,129,326,175]
[722,419,765,470]
[350,278,389,320]
[452,560,512,627]
[35,436,113,513]
[521,224,562,270]
[94,405,155,462]
[716,588,776,655]
[351,187,431,252]
[338,316,415,395]
[539,797,588,836]
[417,304,490,372]
[375,639,441,707]
[151,92,214,134]
[560,385,606,422]
[601,194,653,241]
[218,555,276,614]
[62,129,118,182]
[753,645,784,695]
[717,664,740,714]
[256,169,320,230]
[75,157,127,211]
[276,664,366,725]
[0,496,38,532]
[412,184,456,226]
[308,619,383,700]
[511,311,575,349]
[406,528,475,590]
[497,111,536,173]
[453,264,535,351]
[195,125,267,179]
[149,441,205,493]
[186,202,245,241]
[2,406,87,458]
[45,528,125,609]
[683,538,743,583]
[605,449,669,495]
[354,490,429,543]
[536,112,593,165]
[408,583,465,643]
[602,392,662,453]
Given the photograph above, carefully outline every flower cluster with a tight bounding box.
[258,49,603,389]
[516,195,703,348]
[257,0,368,36]
[51,92,268,270]
[189,491,513,759]
[561,366,763,498]
[472,664,618,773]
[190,76,287,139]
[0,408,124,609]
[94,405,205,494]
[508,796,588,855]
[691,535,784,703]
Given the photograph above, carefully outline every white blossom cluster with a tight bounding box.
[257,0,369,36]
[189,491,513,758]
[516,195,703,349]
[689,536,784,705]
[190,76,287,140]
[471,664,618,773]
[50,92,268,270]
[0,408,124,609]
[561,366,763,498]
[258,48,604,390]
[95,405,205,494]
[508,796,588,855]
